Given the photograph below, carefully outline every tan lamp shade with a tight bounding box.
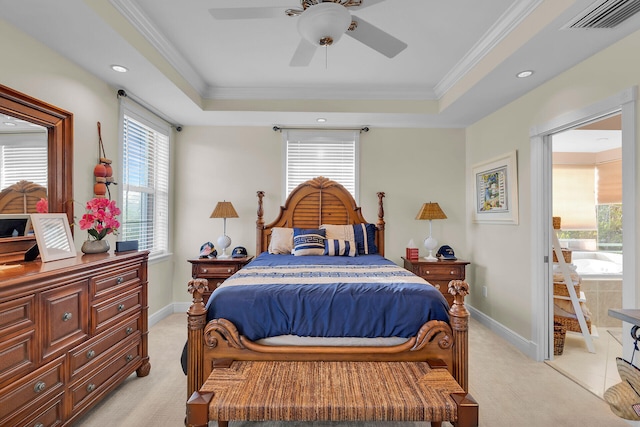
[415,202,447,220]
[210,201,239,219]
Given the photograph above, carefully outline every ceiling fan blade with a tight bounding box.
[209,7,286,20]
[347,15,407,58]
[290,38,317,67]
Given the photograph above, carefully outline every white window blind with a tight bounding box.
[284,130,359,199]
[596,159,622,204]
[0,139,47,189]
[120,100,170,258]
[552,164,597,230]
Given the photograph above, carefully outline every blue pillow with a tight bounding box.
[352,223,377,255]
[324,239,356,257]
[293,228,326,256]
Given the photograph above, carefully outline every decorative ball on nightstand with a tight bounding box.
[424,236,438,261]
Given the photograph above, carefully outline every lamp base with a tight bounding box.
[217,235,231,259]
[423,236,438,261]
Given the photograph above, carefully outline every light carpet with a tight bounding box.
[74,313,630,427]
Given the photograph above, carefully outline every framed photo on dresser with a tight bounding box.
[31,213,77,262]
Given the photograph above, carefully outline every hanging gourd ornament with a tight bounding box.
[94,122,118,198]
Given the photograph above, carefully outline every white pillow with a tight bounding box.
[320,224,355,241]
[268,227,294,254]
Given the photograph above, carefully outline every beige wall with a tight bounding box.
[172,126,467,302]
[0,19,175,316]
[465,28,640,341]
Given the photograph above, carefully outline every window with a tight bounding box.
[0,136,47,189]
[119,99,170,258]
[284,130,359,199]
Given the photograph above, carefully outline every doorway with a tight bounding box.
[529,87,637,368]
[545,113,624,397]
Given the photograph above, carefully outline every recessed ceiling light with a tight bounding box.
[316,118,327,123]
[3,122,17,126]
[111,65,128,73]
[516,70,534,78]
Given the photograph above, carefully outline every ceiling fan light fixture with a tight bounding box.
[297,2,351,47]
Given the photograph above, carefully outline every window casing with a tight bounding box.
[119,99,170,259]
[284,130,359,200]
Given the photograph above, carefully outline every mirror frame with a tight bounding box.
[0,84,73,227]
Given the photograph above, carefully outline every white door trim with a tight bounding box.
[530,86,637,361]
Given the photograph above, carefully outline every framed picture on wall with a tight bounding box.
[472,150,519,225]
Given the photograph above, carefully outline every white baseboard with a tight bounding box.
[148,302,191,328]
[468,305,539,360]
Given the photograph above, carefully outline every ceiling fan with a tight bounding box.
[209,0,408,66]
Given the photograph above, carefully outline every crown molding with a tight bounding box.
[109,0,208,96]
[434,0,543,98]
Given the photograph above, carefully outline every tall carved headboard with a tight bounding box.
[0,180,47,214]
[256,177,385,256]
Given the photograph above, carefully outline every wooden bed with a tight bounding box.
[186,176,470,421]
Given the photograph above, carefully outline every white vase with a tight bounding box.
[81,239,110,254]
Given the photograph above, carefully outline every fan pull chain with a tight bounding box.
[325,45,328,69]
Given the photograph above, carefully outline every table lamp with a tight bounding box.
[416,202,447,261]
[210,201,238,259]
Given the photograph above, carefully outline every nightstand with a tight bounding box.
[402,257,470,306]
[188,256,253,303]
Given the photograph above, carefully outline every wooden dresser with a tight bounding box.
[402,257,470,306]
[0,251,150,427]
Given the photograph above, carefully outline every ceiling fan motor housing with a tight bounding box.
[297,2,352,46]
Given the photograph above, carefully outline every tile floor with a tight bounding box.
[546,325,624,398]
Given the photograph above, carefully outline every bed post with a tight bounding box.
[187,278,209,398]
[256,191,265,255]
[448,279,470,393]
[376,192,385,256]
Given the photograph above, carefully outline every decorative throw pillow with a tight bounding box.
[268,227,294,254]
[352,223,377,255]
[324,239,356,257]
[320,224,355,241]
[292,228,326,256]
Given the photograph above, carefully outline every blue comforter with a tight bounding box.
[205,252,449,341]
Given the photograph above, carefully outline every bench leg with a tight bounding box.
[430,422,442,427]
[218,422,228,427]
[451,393,479,427]
[186,391,213,427]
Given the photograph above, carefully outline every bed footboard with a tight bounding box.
[187,278,471,398]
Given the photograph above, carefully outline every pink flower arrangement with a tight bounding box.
[36,197,48,213]
[79,198,121,240]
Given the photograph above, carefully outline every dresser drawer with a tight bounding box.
[91,286,142,334]
[90,263,143,301]
[0,356,64,425]
[70,314,141,380]
[0,330,36,387]
[69,339,141,413]
[0,294,35,337]
[12,392,64,427]
[417,264,465,280]
[41,281,89,360]
[194,263,239,278]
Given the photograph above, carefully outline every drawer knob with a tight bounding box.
[425,270,430,275]
[116,276,124,284]
[227,268,232,273]
[126,327,133,335]
[126,354,134,362]
[202,268,208,273]
[87,349,96,359]
[33,381,46,393]
[87,383,96,393]
[34,423,44,427]
[450,270,455,275]
[62,312,73,322]
[117,303,125,312]
[435,284,441,289]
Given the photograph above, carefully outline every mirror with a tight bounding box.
[0,84,73,224]
[0,84,73,261]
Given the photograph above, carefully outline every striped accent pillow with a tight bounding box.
[324,239,356,257]
[292,228,326,256]
[353,223,377,255]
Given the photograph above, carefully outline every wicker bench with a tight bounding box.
[186,359,478,427]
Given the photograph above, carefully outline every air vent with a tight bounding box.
[565,0,640,28]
